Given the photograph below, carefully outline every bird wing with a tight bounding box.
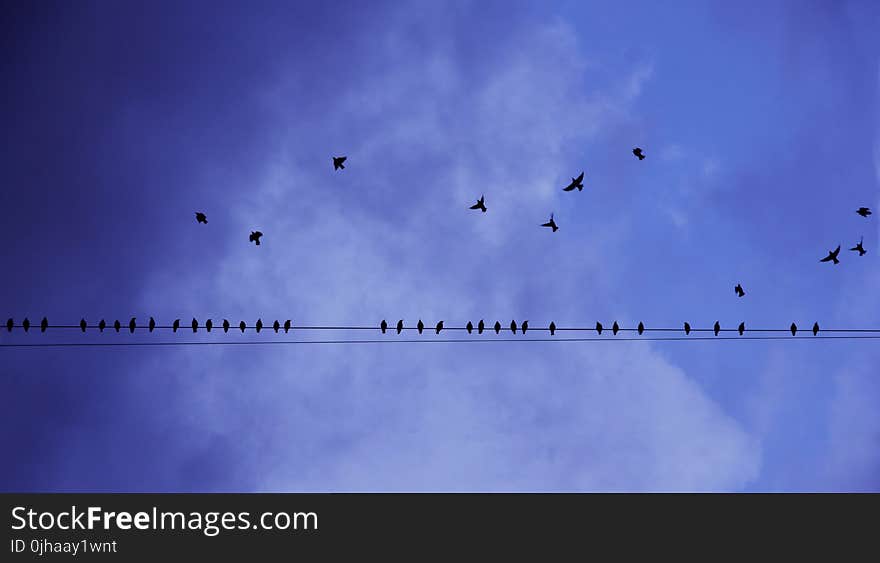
[562,184,575,191]
[575,172,584,182]
[470,202,481,209]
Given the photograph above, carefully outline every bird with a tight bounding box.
[284,320,291,333]
[381,320,388,334]
[684,322,691,335]
[22,318,30,332]
[191,318,198,333]
[494,321,501,334]
[820,245,841,264]
[98,319,106,332]
[417,320,424,334]
[738,322,745,336]
[41,317,48,332]
[521,320,528,334]
[549,321,556,336]
[612,321,619,335]
[205,319,213,332]
[149,317,156,332]
[637,322,645,335]
[80,318,87,332]
[541,213,558,232]
[6,318,12,332]
[273,320,280,333]
[469,195,487,213]
[510,320,517,334]
[633,147,645,160]
[223,319,230,333]
[466,321,474,334]
[195,212,208,224]
[713,321,721,336]
[790,323,798,336]
[735,284,745,297]
[396,320,403,334]
[249,231,263,246]
[856,207,872,217]
[435,321,444,334]
[333,156,347,170]
[563,172,584,192]
[849,237,866,256]
[478,320,485,334]
[239,321,246,333]
[114,320,121,333]
[172,319,180,332]
[812,322,820,336]
[129,317,136,334]
[596,322,603,335]
[255,319,263,333]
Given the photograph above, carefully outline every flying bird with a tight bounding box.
[206,319,213,332]
[494,321,501,334]
[510,320,517,334]
[249,231,263,246]
[735,284,745,297]
[195,212,207,224]
[790,323,798,336]
[6,318,12,332]
[149,317,156,332]
[856,207,872,217]
[192,318,198,333]
[466,321,474,334]
[333,156,347,170]
[850,237,866,256]
[396,320,403,334]
[820,246,841,264]
[633,147,645,160]
[284,320,291,333]
[563,172,584,192]
[435,321,444,334]
[738,322,745,336]
[713,321,721,336]
[612,321,619,335]
[239,321,246,333]
[273,320,280,333]
[80,318,87,332]
[417,320,424,334]
[541,213,558,232]
[129,317,136,333]
[478,320,485,334]
[114,320,121,333]
[469,195,487,213]
[381,320,388,334]
[812,322,820,336]
[41,317,48,332]
[99,319,106,332]
[223,319,230,333]
[22,318,30,332]
[637,322,645,335]
[684,322,691,335]
[255,319,263,333]
[549,321,556,336]
[521,320,528,334]
[596,322,603,335]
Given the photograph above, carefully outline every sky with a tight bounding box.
[1,0,878,492]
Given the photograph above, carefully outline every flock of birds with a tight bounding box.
[820,207,872,264]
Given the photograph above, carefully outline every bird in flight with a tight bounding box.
[333,156,347,170]
[820,246,841,264]
[849,237,866,256]
[633,147,645,160]
[195,212,208,224]
[80,318,87,332]
[469,195,487,213]
[563,172,585,192]
[396,320,403,334]
[549,321,556,336]
[856,207,872,217]
[735,284,745,297]
[381,320,388,334]
[541,213,558,232]
[249,231,263,246]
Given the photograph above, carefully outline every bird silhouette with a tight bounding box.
[172,319,180,332]
[114,320,121,333]
[563,172,585,192]
[735,284,745,297]
[820,246,841,264]
[637,322,645,335]
[856,207,872,217]
[469,195,487,213]
[549,321,556,336]
[522,320,528,334]
[633,147,645,160]
[478,320,485,334]
[80,318,87,332]
[684,322,691,335]
[850,237,866,256]
[41,317,48,332]
[239,321,246,333]
[596,322,603,335]
[249,231,263,245]
[22,318,30,332]
[713,321,720,336]
[129,317,136,334]
[541,213,558,232]
[417,320,424,334]
[494,321,501,334]
[223,319,230,333]
[6,318,12,332]
[510,320,517,334]
[381,320,388,334]
[192,318,198,333]
[195,212,208,224]
[273,320,280,333]
[790,323,797,336]
[612,321,619,335]
[738,322,745,336]
[99,319,106,332]
[255,319,263,333]
[284,320,291,333]
[205,319,213,332]
[333,156,347,170]
[466,321,474,334]
[396,320,403,334]
[812,322,820,336]
[435,321,444,334]
[149,317,156,332]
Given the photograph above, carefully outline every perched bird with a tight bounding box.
[790,323,798,336]
[812,322,820,336]
[541,213,558,232]
[478,320,485,334]
[129,317,136,334]
[510,320,517,334]
[820,246,841,264]
[856,207,872,217]
[273,320,280,333]
[612,321,619,335]
[22,318,30,332]
[191,318,198,333]
[466,321,474,334]
[41,317,48,332]
[6,318,12,332]
[195,212,208,224]
[80,318,87,332]
[256,319,263,333]
[521,320,528,334]
[114,320,121,333]
[435,321,444,334]
[637,322,645,335]
[713,321,721,336]
[850,237,866,257]
[684,322,691,335]
[469,195,487,213]
[549,321,556,336]
[417,320,424,334]
[223,319,230,333]
[563,172,585,192]
[735,284,745,297]
[99,319,106,332]
[396,320,403,334]
[172,319,180,332]
[239,321,246,333]
[284,320,291,334]
[333,156,347,170]
[249,231,263,246]
[596,322,603,335]
[149,317,156,332]
[381,320,388,334]
[633,147,645,160]
[494,321,501,334]
[738,322,745,336]
[206,319,213,332]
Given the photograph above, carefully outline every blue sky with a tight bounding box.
[1,0,878,491]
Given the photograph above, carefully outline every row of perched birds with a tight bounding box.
[820,207,872,264]
[3,317,826,337]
